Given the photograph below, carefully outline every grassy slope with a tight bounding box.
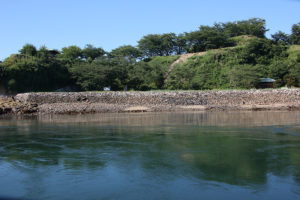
[146,55,180,73]
[163,36,300,90]
[288,45,300,62]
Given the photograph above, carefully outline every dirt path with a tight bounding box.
[164,52,206,83]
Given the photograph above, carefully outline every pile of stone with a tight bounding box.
[0,96,38,115]
[14,89,300,105]
[1,89,300,115]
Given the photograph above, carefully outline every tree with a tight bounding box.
[185,24,229,52]
[229,65,262,89]
[19,44,37,56]
[128,61,165,90]
[138,33,177,57]
[59,45,82,63]
[70,62,106,91]
[290,23,300,45]
[70,57,130,91]
[82,44,105,62]
[3,49,70,93]
[174,34,187,55]
[268,60,289,87]
[36,46,60,61]
[185,30,204,52]
[110,45,142,61]
[161,33,177,56]
[2,54,20,67]
[222,18,268,38]
[0,63,5,84]
[287,63,300,87]
[271,31,290,45]
[239,38,273,65]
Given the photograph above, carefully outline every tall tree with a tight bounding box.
[185,24,229,52]
[37,46,60,61]
[59,45,82,63]
[82,44,105,62]
[222,18,268,38]
[271,31,290,45]
[110,45,142,61]
[174,34,187,55]
[290,23,300,45]
[71,57,130,91]
[19,44,37,56]
[0,62,5,84]
[138,33,176,57]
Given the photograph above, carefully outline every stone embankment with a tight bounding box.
[0,97,38,115]
[0,89,298,115]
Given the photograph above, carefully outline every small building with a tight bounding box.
[258,78,276,89]
[48,49,59,56]
[44,48,59,57]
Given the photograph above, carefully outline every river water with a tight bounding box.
[1,111,300,200]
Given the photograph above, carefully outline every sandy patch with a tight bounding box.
[179,105,206,110]
[124,106,150,112]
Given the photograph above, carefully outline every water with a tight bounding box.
[1,111,300,200]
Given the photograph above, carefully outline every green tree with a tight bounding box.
[290,23,300,45]
[110,45,142,62]
[59,45,82,63]
[3,49,70,92]
[222,18,267,38]
[138,33,176,57]
[71,57,130,91]
[70,62,106,91]
[19,44,37,56]
[0,62,5,84]
[36,46,60,62]
[161,33,177,56]
[128,61,165,90]
[268,60,289,87]
[185,24,230,52]
[287,63,300,87]
[229,65,262,89]
[82,44,105,62]
[2,54,20,67]
[271,31,290,45]
[174,34,187,55]
[239,38,273,65]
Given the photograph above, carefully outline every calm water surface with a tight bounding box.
[1,111,300,200]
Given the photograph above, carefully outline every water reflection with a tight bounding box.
[1,111,300,200]
[2,111,300,127]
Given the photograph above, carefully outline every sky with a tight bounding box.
[0,0,300,61]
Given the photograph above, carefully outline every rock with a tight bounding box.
[5,89,300,114]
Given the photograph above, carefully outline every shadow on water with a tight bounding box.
[1,111,300,199]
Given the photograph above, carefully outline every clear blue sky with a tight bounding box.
[1,0,300,61]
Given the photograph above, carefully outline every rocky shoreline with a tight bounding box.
[1,89,300,115]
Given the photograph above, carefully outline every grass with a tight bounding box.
[288,45,300,62]
[230,35,258,46]
[146,55,180,72]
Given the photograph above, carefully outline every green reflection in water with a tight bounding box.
[1,111,300,200]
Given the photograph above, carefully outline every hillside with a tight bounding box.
[1,18,300,93]
[159,36,300,90]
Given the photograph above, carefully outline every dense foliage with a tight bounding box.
[0,18,300,93]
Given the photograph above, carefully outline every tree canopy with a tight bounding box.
[291,23,300,45]
[19,44,37,56]
[138,33,177,57]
